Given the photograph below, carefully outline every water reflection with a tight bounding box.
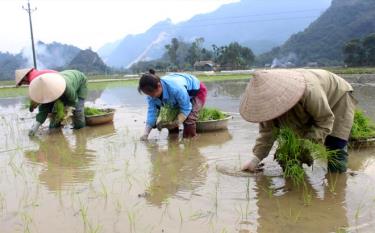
[205,80,248,99]
[24,124,116,191]
[145,131,233,206]
[255,172,348,233]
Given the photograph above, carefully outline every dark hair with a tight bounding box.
[138,73,161,94]
[149,69,156,75]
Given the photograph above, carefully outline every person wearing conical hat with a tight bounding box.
[27,70,88,136]
[15,68,58,87]
[15,68,60,112]
[239,69,357,173]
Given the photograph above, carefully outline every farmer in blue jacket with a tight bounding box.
[139,69,207,140]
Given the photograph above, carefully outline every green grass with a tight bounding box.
[350,109,375,140]
[84,107,106,116]
[198,107,226,121]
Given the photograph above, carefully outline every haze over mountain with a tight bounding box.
[98,0,331,68]
[0,41,107,80]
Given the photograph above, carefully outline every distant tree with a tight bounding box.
[363,33,375,66]
[200,48,213,61]
[215,42,255,69]
[343,32,375,67]
[165,38,179,66]
[186,37,205,65]
[343,39,365,67]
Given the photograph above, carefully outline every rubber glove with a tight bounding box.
[140,125,152,141]
[28,122,41,136]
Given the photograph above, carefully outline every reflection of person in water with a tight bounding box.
[255,172,348,233]
[145,131,232,206]
[24,128,105,191]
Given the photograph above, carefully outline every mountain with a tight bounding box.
[0,52,26,81]
[257,0,375,66]
[67,49,110,74]
[0,42,109,81]
[99,0,331,68]
[35,41,81,69]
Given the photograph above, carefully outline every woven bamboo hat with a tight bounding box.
[239,69,306,123]
[28,73,66,104]
[15,68,33,86]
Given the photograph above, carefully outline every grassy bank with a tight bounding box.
[325,67,375,75]
[0,73,250,98]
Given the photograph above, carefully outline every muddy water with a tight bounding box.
[0,80,375,233]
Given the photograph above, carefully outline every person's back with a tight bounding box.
[300,69,352,107]
[59,70,88,106]
[161,73,200,94]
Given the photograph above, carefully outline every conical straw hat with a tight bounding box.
[15,68,33,86]
[239,69,306,123]
[28,73,66,104]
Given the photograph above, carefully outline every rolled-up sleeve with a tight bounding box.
[146,97,158,128]
[303,87,334,142]
[253,121,276,160]
[36,103,53,124]
[175,87,192,117]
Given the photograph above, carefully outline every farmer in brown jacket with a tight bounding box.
[240,69,356,173]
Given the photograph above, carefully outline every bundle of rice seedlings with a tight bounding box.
[51,100,65,125]
[350,109,375,140]
[198,107,226,121]
[84,107,106,116]
[275,127,337,186]
[157,104,179,125]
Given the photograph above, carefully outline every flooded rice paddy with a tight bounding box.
[0,80,375,233]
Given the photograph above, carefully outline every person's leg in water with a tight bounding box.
[325,135,348,173]
[326,92,356,173]
[72,98,86,129]
[183,83,207,138]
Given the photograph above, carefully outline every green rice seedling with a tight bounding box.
[335,227,348,233]
[20,211,33,233]
[51,99,65,125]
[350,109,375,140]
[275,127,338,187]
[288,207,303,223]
[198,107,226,121]
[127,210,136,233]
[302,186,312,206]
[157,104,179,124]
[328,173,339,194]
[0,192,5,216]
[84,107,106,116]
[179,207,184,226]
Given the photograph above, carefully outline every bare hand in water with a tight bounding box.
[241,157,263,172]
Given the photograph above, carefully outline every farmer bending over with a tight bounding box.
[139,69,207,140]
[25,70,88,136]
[240,69,356,173]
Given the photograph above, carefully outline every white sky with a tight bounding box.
[0,0,238,54]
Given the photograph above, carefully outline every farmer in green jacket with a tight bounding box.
[239,69,357,173]
[28,70,88,136]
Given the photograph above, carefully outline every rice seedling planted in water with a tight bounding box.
[350,109,375,140]
[198,107,226,121]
